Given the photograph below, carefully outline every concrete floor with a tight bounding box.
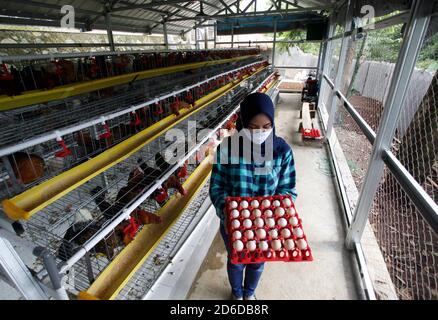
[187,93,360,300]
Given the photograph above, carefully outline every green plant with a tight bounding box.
[276,29,320,55]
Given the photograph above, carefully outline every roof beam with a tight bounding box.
[218,0,235,14]
[0,0,102,16]
[271,0,281,11]
[169,5,330,21]
[0,15,181,35]
[202,0,221,11]
[167,4,200,15]
[280,0,303,9]
[300,0,325,7]
[149,0,197,32]
[242,0,256,13]
[185,0,237,33]
[111,0,196,12]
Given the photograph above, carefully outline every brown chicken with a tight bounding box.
[8,152,45,185]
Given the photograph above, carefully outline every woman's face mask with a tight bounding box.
[242,128,273,144]
[241,113,273,144]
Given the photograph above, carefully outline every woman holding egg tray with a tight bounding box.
[209,92,297,300]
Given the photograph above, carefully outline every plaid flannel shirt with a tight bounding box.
[209,137,297,224]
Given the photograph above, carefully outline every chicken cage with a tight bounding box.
[0,48,260,97]
[0,56,265,200]
[0,46,279,299]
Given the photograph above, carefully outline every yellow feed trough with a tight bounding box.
[82,155,213,300]
[2,65,268,220]
[0,55,256,111]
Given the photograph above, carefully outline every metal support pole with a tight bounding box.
[84,252,95,284]
[345,0,432,249]
[317,14,336,113]
[231,25,234,48]
[316,41,323,77]
[0,237,48,300]
[105,11,115,52]
[195,27,200,50]
[272,19,277,67]
[163,21,169,50]
[33,247,69,300]
[325,1,352,139]
[214,23,217,48]
[1,156,22,194]
[204,27,208,49]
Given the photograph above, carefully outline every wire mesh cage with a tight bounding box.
[8,67,272,295]
[368,17,438,300]
[0,57,265,201]
[332,22,404,192]
[323,13,437,299]
[116,181,212,300]
[0,48,261,96]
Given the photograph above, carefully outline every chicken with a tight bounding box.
[57,219,120,262]
[0,63,23,96]
[87,151,187,243]
[113,55,134,75]
[8,152,45,185]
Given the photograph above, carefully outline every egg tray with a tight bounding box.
[225,195,313,264]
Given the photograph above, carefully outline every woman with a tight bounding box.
[209,92,297,300]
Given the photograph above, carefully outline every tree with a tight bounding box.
[277,30,320,55]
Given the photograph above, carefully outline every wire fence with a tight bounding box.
[324,15,438,300]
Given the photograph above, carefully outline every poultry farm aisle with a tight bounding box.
[187,93,359,300]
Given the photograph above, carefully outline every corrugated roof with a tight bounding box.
[0,0,337,35]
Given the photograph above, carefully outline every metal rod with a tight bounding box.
[214,23,217,49]
[324,75,438,236]
[167,6,333,21]
[325,0,352,139]
[382,150,438,235]
[326,11,410,43]
[215,40,321,44]
[1,156,22,194]
[204,27,208,50]
[33,247,69,300]
[0,43,161,49]
[105,12,116,52]
[163,21,169,50]
[337,90,376,143]
[0,47,247,63]
[316,41,323,77]
[316,98,376,300]
[275,66,318,69]
[345,0,432,248]
[231,25,234,48]
[195,28,200,50]
[272,19,277,67]
[0,236,49,300]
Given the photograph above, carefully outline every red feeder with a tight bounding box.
[185,90,194,105]
[122,216,140,240]
[55,138,72,158]
[52,60,63,76]
[130,111,142,126]
[99,123,112,139]
[154,187,168,203]
[153,102,164,116]
[0,64,13,80]
[177,162,188,179]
